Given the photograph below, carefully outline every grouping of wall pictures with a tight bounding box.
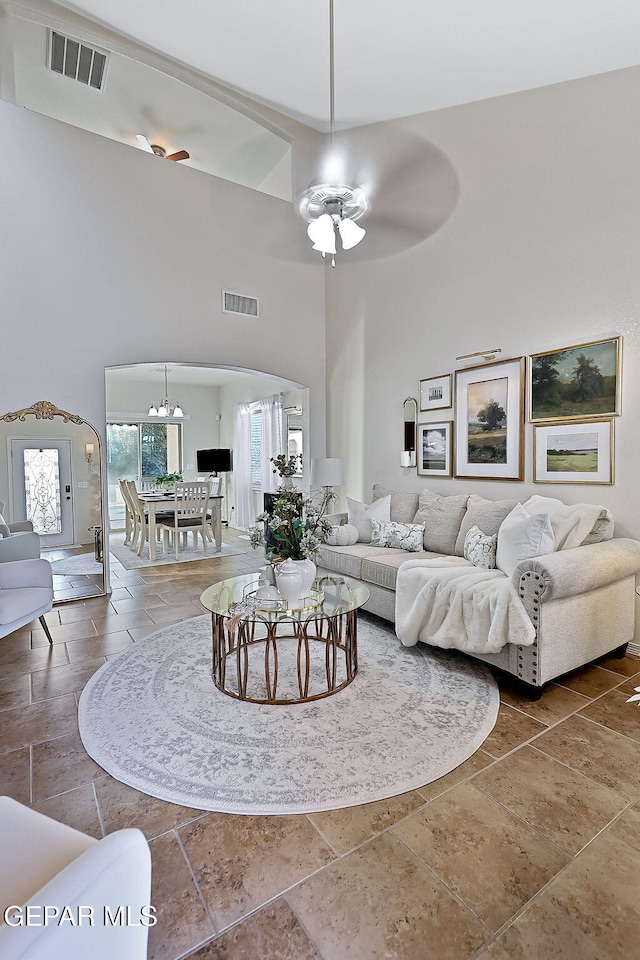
[416,336,621,485]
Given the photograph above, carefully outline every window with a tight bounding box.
[106,421,182,525]
[250,409,262,487]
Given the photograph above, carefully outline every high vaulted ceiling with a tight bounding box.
[54,0,640,129]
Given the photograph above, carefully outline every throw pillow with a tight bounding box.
[372,484,420,523]
[521,495,612,550]
[454,494,522,556]
[412,489,469,555]
[0,513,10,539]
[496,504,555,577]
[370,519,425,552]
[464,525,497,570]
[324,523,359,547]
[346,495,391,543]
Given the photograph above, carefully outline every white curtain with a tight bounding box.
[260,394,284,494]
[233,401,254,529]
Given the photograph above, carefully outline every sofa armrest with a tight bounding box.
[0,532,41,564]
[0,558,53,590]
[512,538,640,603]
[8,520,34,533]
[325,512,348,526]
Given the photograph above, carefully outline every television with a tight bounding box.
[196,448,232,473]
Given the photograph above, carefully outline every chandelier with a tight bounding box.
[298,0,367,267]
[148,365,185,418]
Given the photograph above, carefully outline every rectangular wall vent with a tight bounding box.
[49,30,108,90]
[222,290,259,318]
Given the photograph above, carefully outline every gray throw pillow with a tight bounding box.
[454,494,522,556]
[412,489,469,555]
[372,484,420,524]
[580,508,614,545]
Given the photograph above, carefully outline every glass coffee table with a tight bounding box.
[200,573,370,705]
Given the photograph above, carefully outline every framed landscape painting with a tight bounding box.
[529,336,621,423]
[417,422,452,477]
[534,419,614,484]
[419,374,452,412]
[454,357,525,481]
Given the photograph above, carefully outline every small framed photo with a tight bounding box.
[529,336,621,423]
[454,357,525,481]
[417,422,452,477]
[534,419,614,484]
[419,374,452,412]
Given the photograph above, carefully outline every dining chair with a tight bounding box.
[118,480,134,547]
[159,482,210,559]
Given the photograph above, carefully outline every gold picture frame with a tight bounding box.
[419,373,452,412]
[533,419,614,484]
[529,336,621,423]
[454,357,525,481]
[417,422,452,477]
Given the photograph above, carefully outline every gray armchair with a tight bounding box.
[0,500,39,562]
[0,559,54,644]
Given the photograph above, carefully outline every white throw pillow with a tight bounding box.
[370,519,425,552]
[464,525,497,570]
[324,523,359,547]
[346,495,391,543]
[496,504,555,576]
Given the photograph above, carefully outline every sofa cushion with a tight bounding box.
[347,496,391,542]
[496,504,555,576]
[454,494,522,556]
[0,587,52,626]
[318,543,398,579]
[412,489,469,555]
[370,519,425,552]
[362,550,447,590]
[372,485,420,523]
[464,525,498,570]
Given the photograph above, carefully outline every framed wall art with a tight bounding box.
[417,421,452,477]
[454,357,525,481]
[419,374,452,412]
[529,336,621,423]
[533,419,614,484]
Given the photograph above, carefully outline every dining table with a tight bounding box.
[137,491,224,561]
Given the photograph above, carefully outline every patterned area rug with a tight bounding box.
[108,537,244,569]
[78,615,499,815]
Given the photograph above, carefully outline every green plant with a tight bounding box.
[271,454,301,478]
[155,472,183,487]
[249,486,332,560]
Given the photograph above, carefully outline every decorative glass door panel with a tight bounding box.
[23,448,62,534]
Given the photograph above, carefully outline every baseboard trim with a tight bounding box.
[628,642,640,657]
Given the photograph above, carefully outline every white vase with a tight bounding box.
[276,558,304,609]
[295,558,317,598]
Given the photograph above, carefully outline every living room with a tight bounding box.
[1,2,640,959]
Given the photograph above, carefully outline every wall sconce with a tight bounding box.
[402,397,417,468]
[456,348,502,365]
[84,443,94,464]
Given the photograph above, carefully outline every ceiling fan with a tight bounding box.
[136,134,189,162]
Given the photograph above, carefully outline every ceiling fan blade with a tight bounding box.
[135,134,155,154]
[165,150,190,162]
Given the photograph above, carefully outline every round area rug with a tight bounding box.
[78,615,499,815]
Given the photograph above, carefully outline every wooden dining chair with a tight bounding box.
[158,482,210,559]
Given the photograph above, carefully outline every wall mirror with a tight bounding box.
[0,400,106,601]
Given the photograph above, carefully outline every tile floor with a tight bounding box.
[1,528,640,959]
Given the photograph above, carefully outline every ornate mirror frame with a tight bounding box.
[0,400,106,601]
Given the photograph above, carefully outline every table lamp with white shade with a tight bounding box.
[310,458,345,505]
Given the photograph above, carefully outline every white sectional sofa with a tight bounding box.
[318,485,640,696]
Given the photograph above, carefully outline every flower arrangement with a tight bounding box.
[249,486,332,560]
[270,454,301,479]
[155,472,183,487]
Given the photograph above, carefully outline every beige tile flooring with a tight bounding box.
[1,529,640,959]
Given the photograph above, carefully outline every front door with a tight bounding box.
[10,439,74,546]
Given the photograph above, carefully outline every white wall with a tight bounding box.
[0,99,327,491]
[326,67,640,542]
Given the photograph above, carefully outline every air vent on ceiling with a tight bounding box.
[49,30,108,90]
[222,290,260,318]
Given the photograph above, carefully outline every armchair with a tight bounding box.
[0,796,152,959]
[0,559,54,644]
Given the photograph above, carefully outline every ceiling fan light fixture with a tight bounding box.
[338,216,366,250]
[308,213,336,254]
